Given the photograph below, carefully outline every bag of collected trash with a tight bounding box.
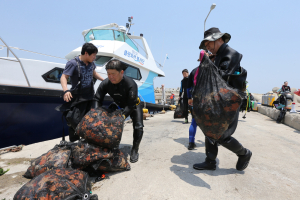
[192,55,242,140]
[14,168,98,200]
[23,142,73,179]
[71,140,114,169]
[174,99,186,119]
[76,107,124,148]
[97,149,131,172]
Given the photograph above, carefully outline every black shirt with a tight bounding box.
[95,75,138,117]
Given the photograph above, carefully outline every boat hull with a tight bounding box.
[0,85,167,148]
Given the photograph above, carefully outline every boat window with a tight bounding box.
[94,56,112,67]
[113,31,125,42]
[42,67,71,84]
[124,64,142,80]
[125,34,139,52]
[84,30,93,42]
[90,30,115,41]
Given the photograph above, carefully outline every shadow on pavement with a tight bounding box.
[171,120,185,123]
[170,151,244,189]
[173,138,204,148]
[294,130,300,134]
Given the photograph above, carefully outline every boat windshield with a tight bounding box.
[94,56,112,67]
[84,30,139,52]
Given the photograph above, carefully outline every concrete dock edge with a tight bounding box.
[258,105,300,131]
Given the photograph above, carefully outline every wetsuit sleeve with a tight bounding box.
[179,81,183,97]
[122,80,138,118]
[277,88,282,93]
[94,80,108,106]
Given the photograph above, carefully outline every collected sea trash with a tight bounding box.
[193,55,242,140]
[76,107,124,148]
[15,168,98,200]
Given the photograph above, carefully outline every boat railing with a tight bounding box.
[0,37,31,87]
[0,37,67,87]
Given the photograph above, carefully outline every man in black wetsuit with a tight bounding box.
[94,59,143,163]
[179,69,189,124]
[280,81,291,93]
[277,81,291,105]
[193,27,252,171]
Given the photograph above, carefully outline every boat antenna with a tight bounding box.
[126,16,134,34]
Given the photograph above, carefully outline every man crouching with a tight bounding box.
[94,59,143,163]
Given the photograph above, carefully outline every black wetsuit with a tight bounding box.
[94,75,143,162]
[205,43,248,162]
[179,77,189,121]
[281,85,291,92]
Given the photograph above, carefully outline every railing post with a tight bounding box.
[0,37,31,87]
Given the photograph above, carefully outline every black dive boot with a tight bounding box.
[220,137,252,171]
[193,158,216,170]
[130,148,139,163]
[130,129,143,163]
[193,137,218,170]
[236,149,252,171]
[188,142,196,150]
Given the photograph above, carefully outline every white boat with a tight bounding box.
[0,19,166,148]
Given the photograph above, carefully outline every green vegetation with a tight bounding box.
[0,168,10,176]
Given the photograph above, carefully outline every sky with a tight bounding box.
[0,0,299,94]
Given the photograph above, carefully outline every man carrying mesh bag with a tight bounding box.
[192,28,252,171]
[94,59,144,163]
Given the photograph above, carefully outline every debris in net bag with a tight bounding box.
[97,149,131,172]
[192,55,242,140]
[174,99,187,119]
[23,142,73,179]
[14,168,98,200]
[76,107,124,148]
[71,140,114,169]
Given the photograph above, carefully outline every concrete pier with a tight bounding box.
[1,111,300,199]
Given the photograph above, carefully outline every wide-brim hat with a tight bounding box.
[199,27,231,50]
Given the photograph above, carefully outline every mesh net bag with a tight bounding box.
[23,142,73,179]
[193,55,242,140]
[76,107,124,148]
[97,149,130,172]
[14,168,98,200]
[71,140,114,169]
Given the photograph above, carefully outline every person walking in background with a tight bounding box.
[186,50,206,150]
[170,93,175,105]
[179,69,189,124]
